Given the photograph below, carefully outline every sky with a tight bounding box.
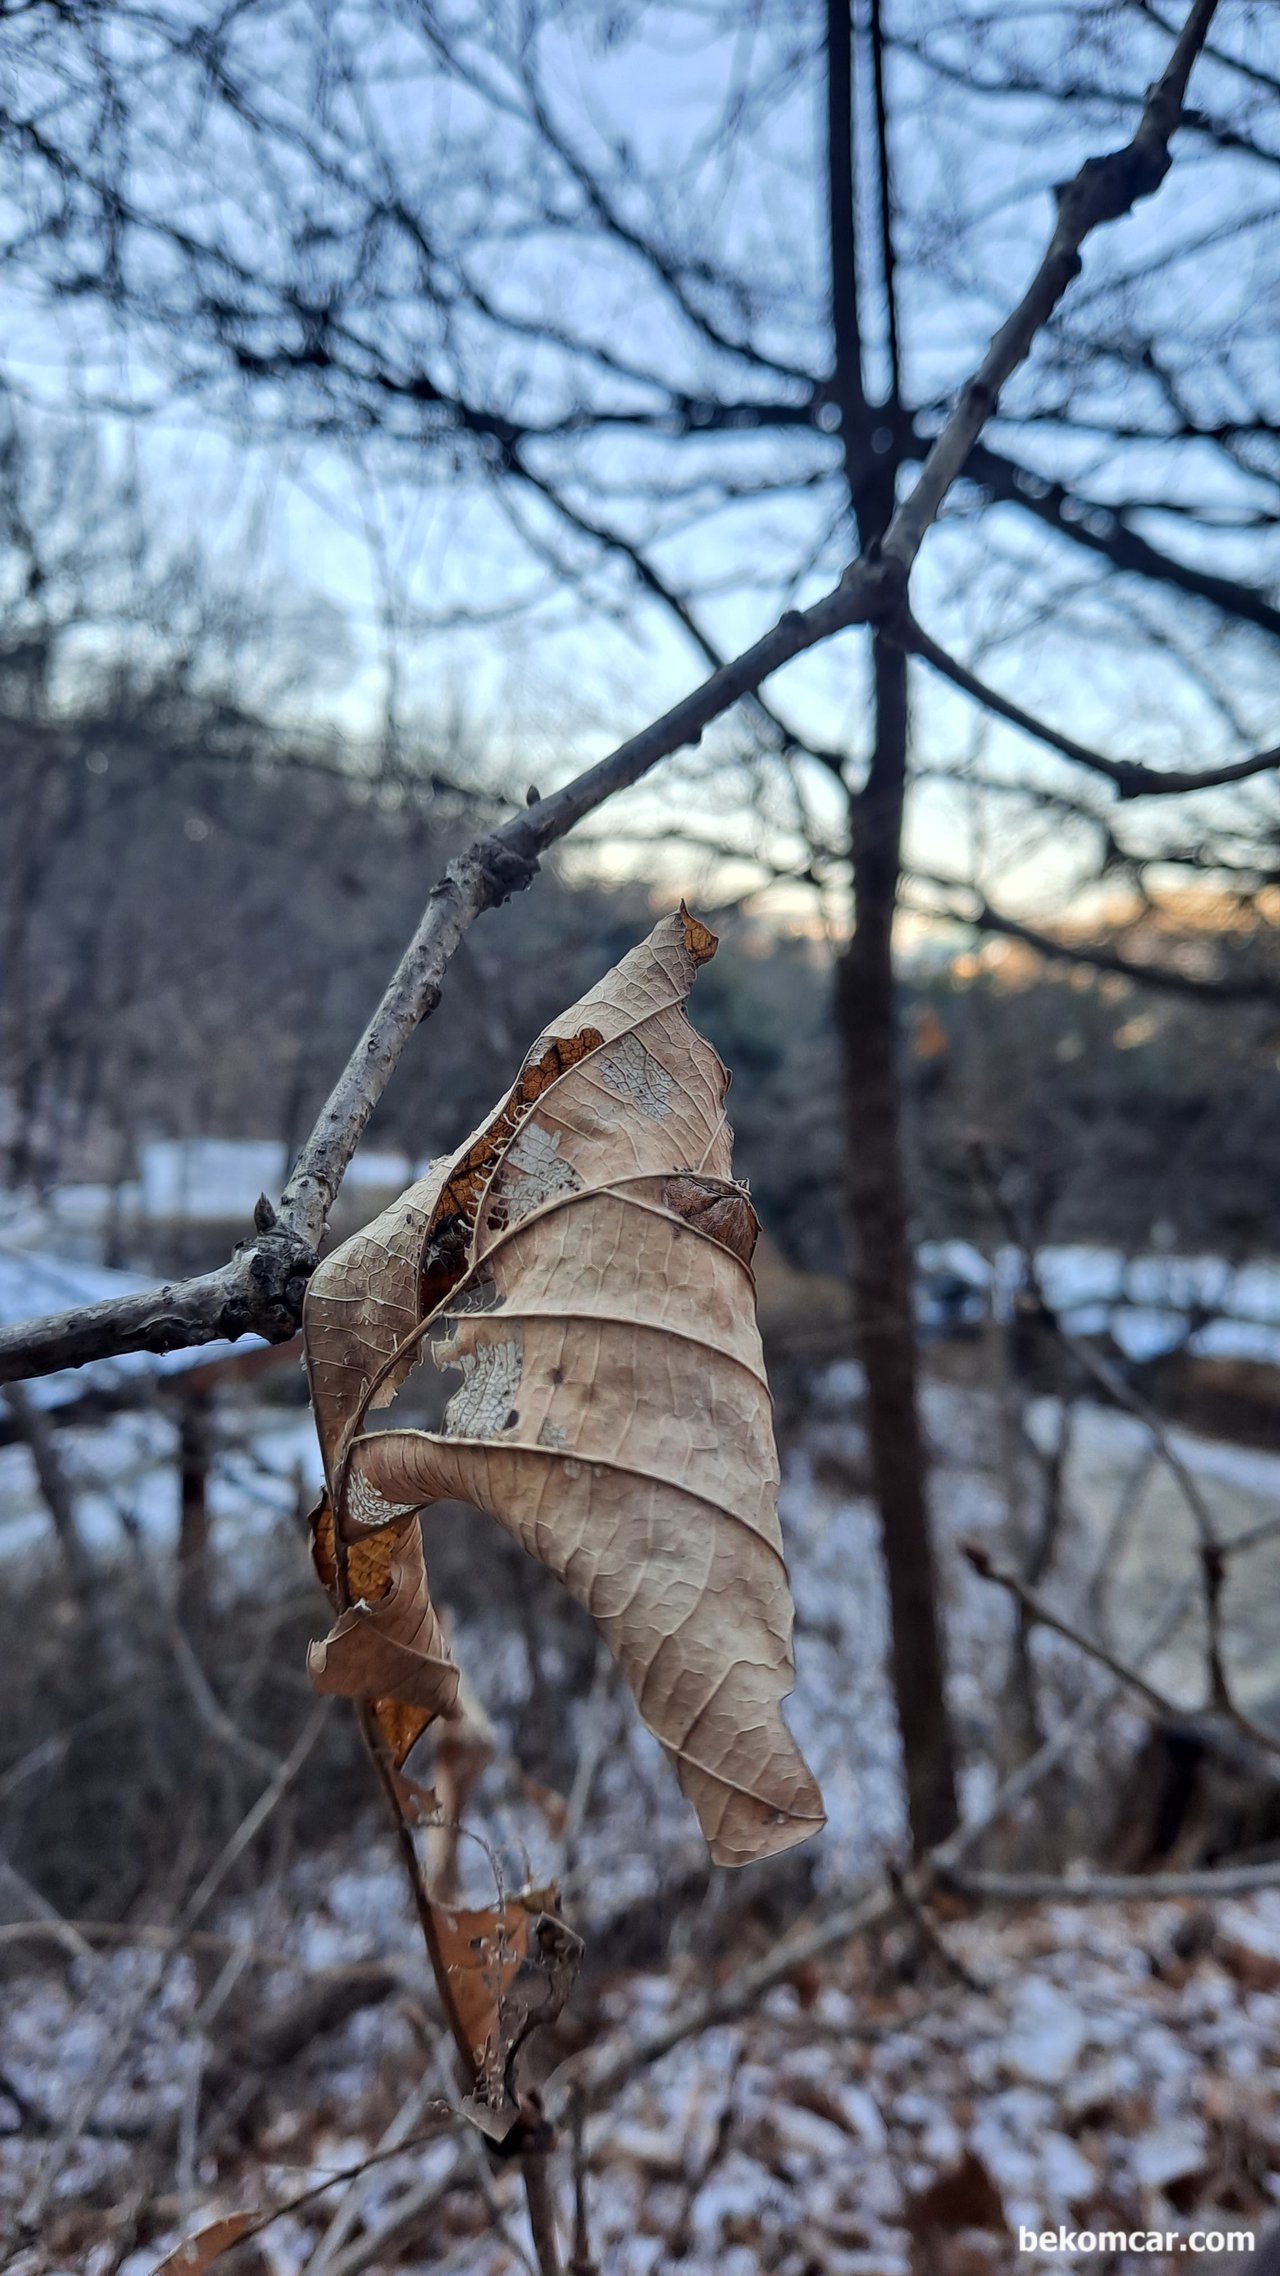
[1,0,1277,936]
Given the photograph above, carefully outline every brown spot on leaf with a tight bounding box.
[679,901,718,966]
[664,1173,759,1265]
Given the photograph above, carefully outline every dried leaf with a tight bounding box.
[307,1488,455,1774]
[307,1159,454,1472]
[153,2212,254,2276]
[428,1886,583,2139]
[307,1519,458,1721]
[304,907,824,1866]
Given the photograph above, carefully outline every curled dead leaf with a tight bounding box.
[428,1885,583,2140]
[308,1489,454,1776]
[307,1522,459,1722]
[303,906,824,1867]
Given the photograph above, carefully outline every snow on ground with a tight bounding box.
[0,1397,322,1561]
[1,1143,425,1258]
[6,1866,1279,2273]
[4,1357,1277,1866]
[917,1240,1280,1369]
[4,1340,1280,2270]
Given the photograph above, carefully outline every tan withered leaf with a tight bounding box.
[428,1887,583,2138]
[152,2213,254,2276]
[304,906,825,1867]
[303,1034,612,1773]
[306,1490,456,1779]
[304,1163,461,1772]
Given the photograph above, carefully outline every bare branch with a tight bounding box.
[0,0,1219,1389]
[960,1536,1183,1722]
[1,1383,95,1606]
[0,561,891,1389]
[0,1237,315,1381]
[950,1859,1280,1903]
[963,432,1280,644]
[910,874,1280,1006]
[0,1919,408,1979]
[825,0,870,484]
[883,0,1219,571]
[905,612,1280,797]
[868,0,902,407]
[554,1563,1203,2110]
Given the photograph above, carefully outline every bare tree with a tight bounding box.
[0,1,1253,1884]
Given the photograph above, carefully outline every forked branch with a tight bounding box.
[0,0,1218,1388]
[905,612,1280,798]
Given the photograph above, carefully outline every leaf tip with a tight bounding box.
[709,1795,828,1869]
[678,901,718,967]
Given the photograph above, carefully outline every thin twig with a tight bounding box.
[9,1704,329,2246]
[960,1536,1186,1722]
[158,2118,459,2275]
[887,1859,989,1993]
[0,1862,104,1973]
[909,872,1280,1006]
[567,2085,597,2276]
[520,2109,565,2276]
[1039,1312,1280,1753]
[882,0,1217,568]
[0,1917,408,1981]
[905,610,1280,799]
[1,1382,96,1609]
[558,1641,614,1881]
[307,2071,449,2276]
[950,1859,1280,1903]
[551,1563,1202,2112]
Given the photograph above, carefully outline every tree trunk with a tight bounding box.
[837,631,959,1854]
[2,1381,97,1622]
[823,0,958,1857]
[177,1389,212,1638]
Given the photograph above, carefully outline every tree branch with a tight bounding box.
[825,0,869,504]
[884,0,1219,571]
[949,1859,1280,1903]
[555,1548,1203,2112]
[868,0,902,407]
[0,0,1219,1388]
[905,612,1280,797]
[911,874,1280,1005]
[959,1536,1183,1721]
[0,560,896,1388]
[960,432,1280,644]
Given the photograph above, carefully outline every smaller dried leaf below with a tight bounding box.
[430,1887,584,2141]
[307,1524,459,1723]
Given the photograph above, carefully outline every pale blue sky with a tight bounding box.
[2,0,1277,931]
